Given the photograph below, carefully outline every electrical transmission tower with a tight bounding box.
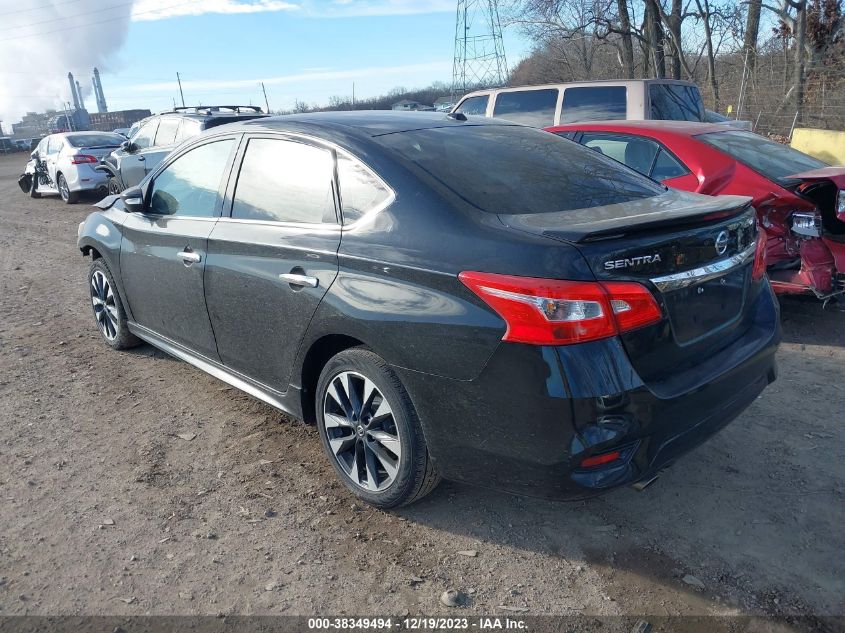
[451,0,508,98]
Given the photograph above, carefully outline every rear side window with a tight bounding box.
[149,139,234,217]
[337,155,393,224]
[651,149,687,180]
[232,138,336,224]
[578,132,687,181]
[154,118,181,146]
[379,125,663,215]
[177,119,202,143]
[561,87,627,123]
[454,95,489,116]
[492,89,558,127]
[649,84,705,121]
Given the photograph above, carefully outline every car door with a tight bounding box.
[119,136,238,360]
[44,136,63,186]
[204,135,341,392]
[121,118,159,187]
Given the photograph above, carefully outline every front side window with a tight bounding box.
[561,87,627,123]
[154,118,181,146]
[697,130,828,183]
[492,89,558,127]
[378,125,663,216]
[232,138,336,224]
[649,83,705,122]
[148,139,234,217]
[454,95,489,116]
[131,120,158,150]
[337,155,393,223]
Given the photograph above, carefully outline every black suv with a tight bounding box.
[97,106,268,193]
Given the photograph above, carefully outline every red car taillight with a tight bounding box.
[752,225,768,281]
[458,272,662,345]
[71,154,98,164]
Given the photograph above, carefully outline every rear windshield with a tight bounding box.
[649,83,705,122]
[697,130,828,182]
[377,125,664,215]
[66,133,125,148]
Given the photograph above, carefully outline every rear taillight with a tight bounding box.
[458,272,662,345]
[71,154,98,164]
[752,225,768,281]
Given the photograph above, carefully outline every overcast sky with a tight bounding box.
[0,0,529,125]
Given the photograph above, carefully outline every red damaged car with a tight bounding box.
[547,121,845,301]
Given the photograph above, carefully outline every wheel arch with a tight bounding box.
[298,333,367,424]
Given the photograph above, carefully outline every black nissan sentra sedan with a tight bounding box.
[77,112,780,508]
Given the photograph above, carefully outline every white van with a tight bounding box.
[452,79,706,128]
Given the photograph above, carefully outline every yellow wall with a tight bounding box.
[790,128,845,165]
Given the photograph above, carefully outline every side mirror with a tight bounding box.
[30,150,38,159]
[121,186,145,213]
[120,140,134,152]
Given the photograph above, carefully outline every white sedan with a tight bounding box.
[24,132,126,204]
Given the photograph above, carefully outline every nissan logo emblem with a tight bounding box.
[715,230,729,256]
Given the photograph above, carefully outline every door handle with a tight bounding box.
[178,250,201,264]
[279,273,318,288]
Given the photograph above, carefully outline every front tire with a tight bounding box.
[88,259,141,350]
[316,348,440,508]
[58,174,78,204]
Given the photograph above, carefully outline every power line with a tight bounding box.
[0,0,89,18]
[0,1,134,34]
[0,0,201,43]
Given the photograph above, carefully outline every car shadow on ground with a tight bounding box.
[384,308,845,620]
[778,296,845,347]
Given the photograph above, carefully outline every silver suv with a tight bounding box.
[453,79,706,128]
[98,106,268,193]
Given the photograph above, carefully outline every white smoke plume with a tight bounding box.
[0,0,134,127]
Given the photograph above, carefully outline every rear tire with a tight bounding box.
[316,348,440,508]
[88,258,141,350]
[58,174,78,204]
[107,176,122,195]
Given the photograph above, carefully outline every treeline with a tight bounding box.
[504,0,844,132]
[276,82,453,115]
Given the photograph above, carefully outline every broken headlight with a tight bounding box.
[791,211,822,237]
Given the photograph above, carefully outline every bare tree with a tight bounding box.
[743,0,763,69]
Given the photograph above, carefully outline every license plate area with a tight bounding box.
[663,266,749,345]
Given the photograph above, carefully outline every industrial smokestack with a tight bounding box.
[68,72,82,110]
[76,80,85,110]
[92,67,108,113]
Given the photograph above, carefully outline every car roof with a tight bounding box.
[226,110,517,138]
[460,78,699,97]
[548,119,732,137]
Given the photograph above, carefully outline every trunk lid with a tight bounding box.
[499,190,760,385]
[74,146,119,160]
[785,166,845,189]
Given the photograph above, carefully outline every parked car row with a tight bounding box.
[549,120,845,300]
[75,110,782,508]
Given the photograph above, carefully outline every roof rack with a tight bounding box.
[160,105,266,115]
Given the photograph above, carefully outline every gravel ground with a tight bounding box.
[0,154,842,628]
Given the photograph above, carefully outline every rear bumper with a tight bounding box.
[66,164,110,192]
[398,281,781,500]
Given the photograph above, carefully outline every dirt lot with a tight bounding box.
[0,153,843,627]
